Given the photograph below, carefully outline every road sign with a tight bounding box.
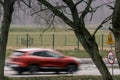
[107,51,115,64]
[107,32,114,45]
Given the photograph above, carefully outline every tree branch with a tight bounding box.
[84,1,114,22]
[31,5,67,16]
[93,15,112,36]
[81,0,93,18]
[0,0,3,6]
[92,2,114,12]
[21,0,32,8]
[107,5,114,9]
[75,0,84,7]
[37,0,74,28]
[42,14,56,33]
[31,8,48,16]
[63,0,79,24]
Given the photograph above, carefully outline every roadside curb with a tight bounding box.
[80,58,118,64]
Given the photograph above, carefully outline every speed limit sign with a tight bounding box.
[107,51,115,64]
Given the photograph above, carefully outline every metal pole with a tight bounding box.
[40,34,43,46]
[110,44,114,76]
[64,35,66,46]
[52,34,54,49]
[112,64,114,76]
[27,34,29,48]
[16,35,18,47]
[110,44,112,51]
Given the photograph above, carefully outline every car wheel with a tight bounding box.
[67,64,77,74]
[17,71,23,75]
[28,65,39,74]
[55,71,60,74]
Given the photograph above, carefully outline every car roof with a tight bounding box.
[14,48,54,52]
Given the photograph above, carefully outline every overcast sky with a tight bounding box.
[0,0,114,27]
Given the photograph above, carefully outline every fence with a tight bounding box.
[7,33,112,50]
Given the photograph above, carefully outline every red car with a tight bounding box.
[8,48,80,74]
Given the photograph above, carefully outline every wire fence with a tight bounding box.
[7,33,113,50]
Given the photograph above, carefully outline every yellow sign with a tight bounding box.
[107,32,114,44]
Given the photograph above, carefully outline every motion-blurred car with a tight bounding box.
[7,48,80,74]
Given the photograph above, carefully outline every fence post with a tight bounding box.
[16,35,18,47]
[52,34,55,49]
[64,35,66,46]
[40,34,43,46]
[26,33,29,48]
[77,40,79,49]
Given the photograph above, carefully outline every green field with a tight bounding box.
[7,27,112,51]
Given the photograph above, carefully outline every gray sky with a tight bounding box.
[0,0,114,27]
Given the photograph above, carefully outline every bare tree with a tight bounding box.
[0,0,17,79]
[37,0,113,80]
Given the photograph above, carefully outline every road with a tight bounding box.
[4,63,120,77]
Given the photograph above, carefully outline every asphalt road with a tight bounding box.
[4,58,120,77]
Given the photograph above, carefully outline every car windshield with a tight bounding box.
[11,51,24,56]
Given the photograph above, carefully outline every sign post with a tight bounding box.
[106,32,115,75]
[107,51,115,75]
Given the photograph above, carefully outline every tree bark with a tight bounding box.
[114,33,120,67]
[112,0,120,67]
[0,0,15,79]
[74,30,113,80]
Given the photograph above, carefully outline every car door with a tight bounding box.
[40,51,65,68]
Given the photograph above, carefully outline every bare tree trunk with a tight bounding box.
[75,31,113,80]
[112,0,120,67]
[0,0,15,79]
[114,33,120,67]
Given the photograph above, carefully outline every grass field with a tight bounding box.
[7,27,112,50]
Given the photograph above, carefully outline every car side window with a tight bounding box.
[35,51,54,57]
[32,52,45,57]
[32,51,61,58]
[43,51,55,57]
[43,51,62,58]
